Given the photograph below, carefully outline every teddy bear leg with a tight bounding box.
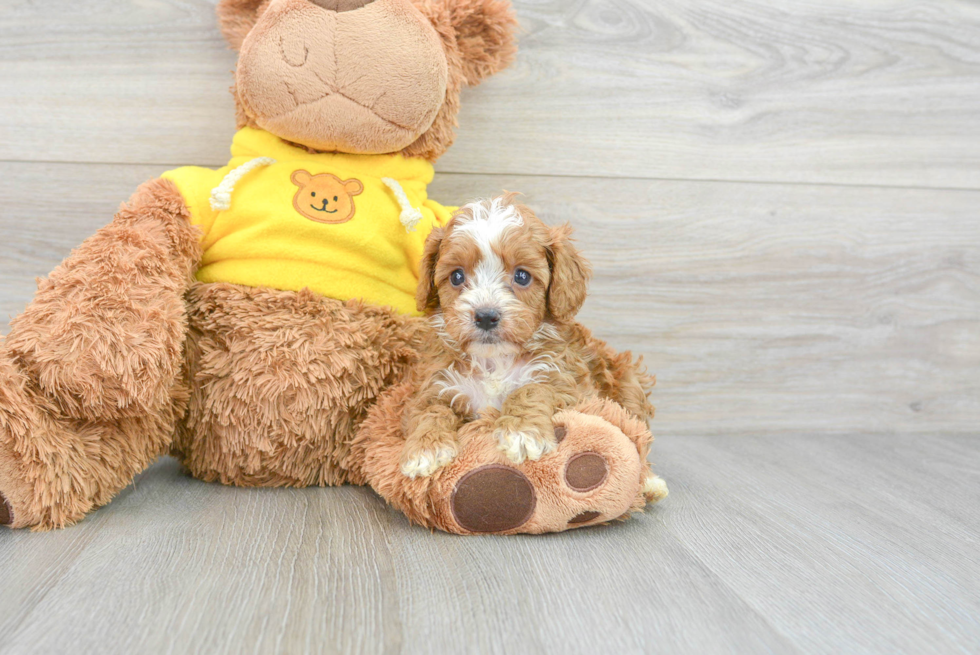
[0,178,199,529]
[353,388,666,535]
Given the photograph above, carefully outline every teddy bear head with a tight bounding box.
[216,0,517,161]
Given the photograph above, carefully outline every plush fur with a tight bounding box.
[0,0,663,533]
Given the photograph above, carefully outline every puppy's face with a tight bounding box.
[417,196,592,357]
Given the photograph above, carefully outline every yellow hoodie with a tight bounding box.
[162,128,454,316]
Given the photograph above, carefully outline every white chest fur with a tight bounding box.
[436,354,557,416]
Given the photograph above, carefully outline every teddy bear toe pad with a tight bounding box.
[568,510,602,524]
[564,452,609,492]
[0,493,11,525]
[451,465,536,533]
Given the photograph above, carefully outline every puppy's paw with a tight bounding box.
[400,443,458,479]
[494,427,556,464]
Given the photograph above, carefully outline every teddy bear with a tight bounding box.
[0,0,665,534]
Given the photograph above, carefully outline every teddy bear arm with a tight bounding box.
[4,177,201,422]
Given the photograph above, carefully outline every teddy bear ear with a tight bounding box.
[344,179,365,196]
[216,0,270,50]
[291,170,313,186]
[439,0,519,86]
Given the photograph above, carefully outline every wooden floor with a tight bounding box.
[1,435,978,654]
[1,0,978,653]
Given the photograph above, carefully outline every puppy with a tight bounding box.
[400,194,654,478]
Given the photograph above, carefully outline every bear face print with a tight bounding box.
[291,170,364,224]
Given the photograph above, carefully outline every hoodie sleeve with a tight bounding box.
[422,198,457,227]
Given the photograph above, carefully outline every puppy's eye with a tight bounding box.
[513,268,532,287]
[311,192,316,197]
[450,269,466,287]
[334,196,338,202]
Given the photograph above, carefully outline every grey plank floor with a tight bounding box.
[0,436,977,654]
[1,0,978,653]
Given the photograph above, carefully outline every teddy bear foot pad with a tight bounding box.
[441,409,655,535]
[450,465,536,533]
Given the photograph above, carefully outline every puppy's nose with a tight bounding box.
[308,0,375,11]
[474,309,501,332]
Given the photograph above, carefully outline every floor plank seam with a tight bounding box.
[2,159,979,194]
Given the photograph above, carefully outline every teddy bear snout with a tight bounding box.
[308,0,376,12]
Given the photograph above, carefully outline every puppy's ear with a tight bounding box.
[217,0,270,50]
[546,223,592,322]
[416,226,445,314]
[440,0,519,86]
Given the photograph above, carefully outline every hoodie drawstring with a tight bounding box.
[382,177,424,232]
[209,157,277,211]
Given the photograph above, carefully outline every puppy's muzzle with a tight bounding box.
[474,309,501,332]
